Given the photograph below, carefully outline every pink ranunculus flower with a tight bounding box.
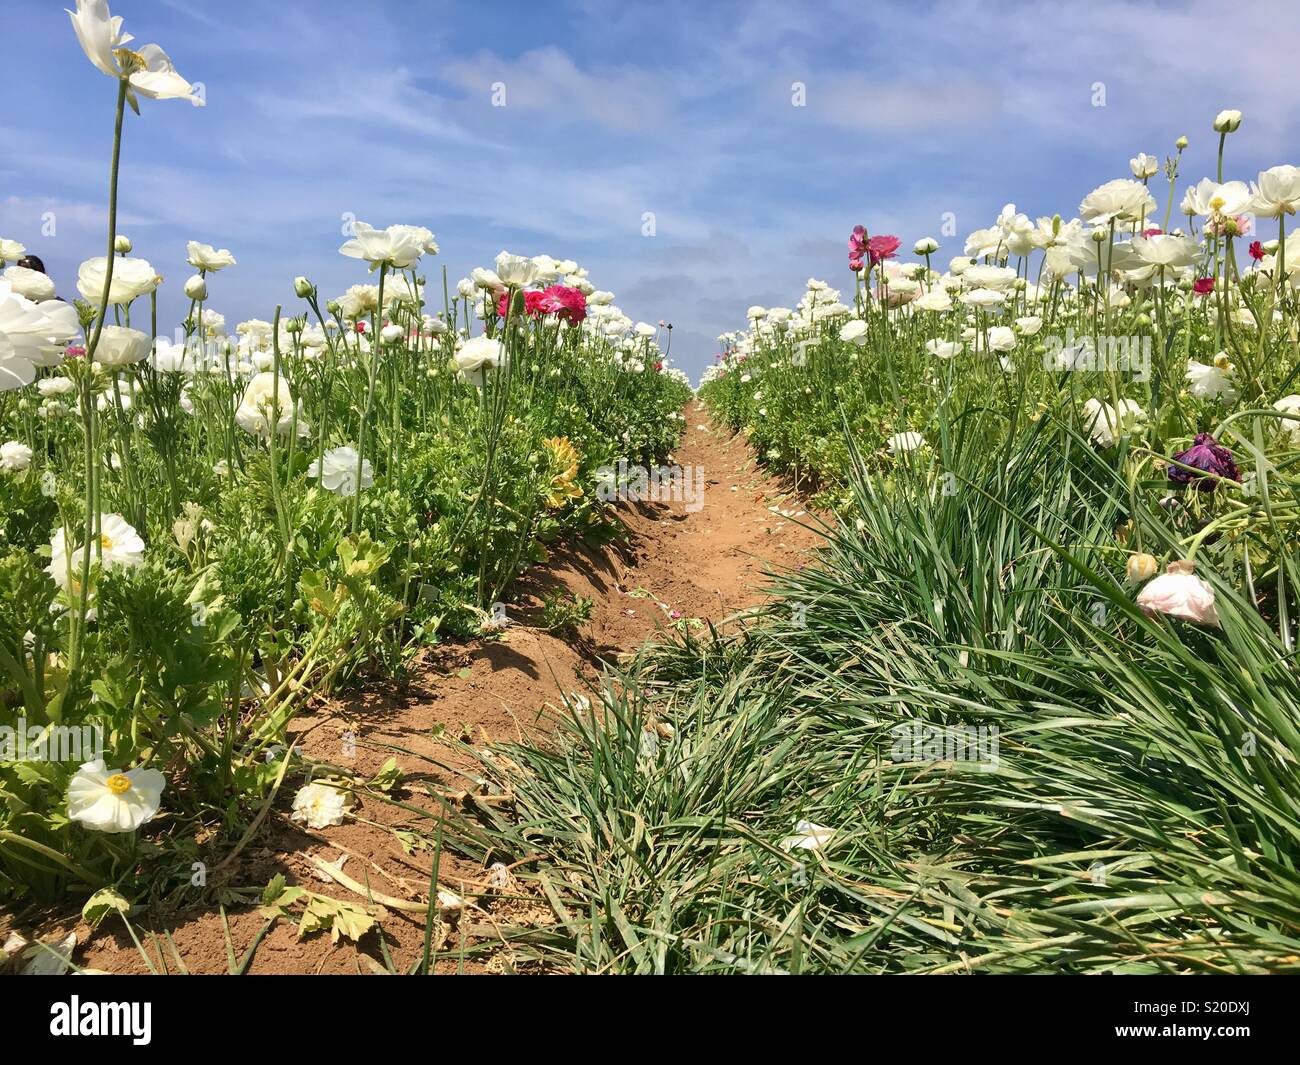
[1135,560,1221,628]
[537,284,587,324]
[848,224,868,271]
[497,289,546,318]
[868,235,901,265]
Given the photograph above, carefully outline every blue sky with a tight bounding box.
[3,0,1297,381]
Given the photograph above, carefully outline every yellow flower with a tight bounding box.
[541,436,583,509]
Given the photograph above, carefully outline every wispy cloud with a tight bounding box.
[4,0,1297,381]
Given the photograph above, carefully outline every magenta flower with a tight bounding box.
[868,235,901,265]
[537,284,588,324]
[848,224,868,271]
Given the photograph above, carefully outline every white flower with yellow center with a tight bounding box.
[68,758,165,833]
[290,782,351,829]
[65,0,203,105]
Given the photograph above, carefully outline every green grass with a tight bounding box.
[452,407,1300,973]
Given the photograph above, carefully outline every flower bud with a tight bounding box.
[294,276,314,298]
[381,323,404,344]
[913,237,939,255]
[1175,135,1188,150]
[1127,552,1158,582]
[114,235,133,254]
[1213,109,1241,133]
[326,300,342,316]
[183,274,208,300]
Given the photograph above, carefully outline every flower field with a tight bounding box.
[0,2,690,933]
[3,0,1299,988]
[448,120,1300,972]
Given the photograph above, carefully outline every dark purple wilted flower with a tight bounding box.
[1168,433,1240,491]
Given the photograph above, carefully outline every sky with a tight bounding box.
[2,0,1298,383]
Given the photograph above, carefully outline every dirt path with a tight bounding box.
[19,404,819,975]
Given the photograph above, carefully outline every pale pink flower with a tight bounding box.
[1135,561,1221,628]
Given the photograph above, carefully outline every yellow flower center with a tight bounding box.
[106,773,132,796]
[1209,196,1226,212]
[99,533,115,551]
[113,47,147,74]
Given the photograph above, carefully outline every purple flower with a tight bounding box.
[1168,433,1240,491]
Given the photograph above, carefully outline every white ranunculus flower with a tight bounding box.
[1251,165,1300,218]
[1132,233,1200,268]
[68,758,165,833]
[454,336,506,388]
[291,781,350,829]
[1079,179,1156,225]
[0,238,26,263]
[780,820,836,852]
[182,274,207,300]
[914,288,952,312]
[886,431,926,454]
[964,227,1004,259]
[1015,315,1043,336]
[913,237,939,255]
[66,0,203,104]
[4,266,56,302]
[46,513,145,607]
[962,264,1017,291]
[93,324,150,367]
[1130,153,1160,179]
[38,376,76,397]
[494,251,540,288]
[186,241,235,272]
[0,280,81,390]
[1081,397,1146,448]
[235,372,307,437]
[839,319,869,346]
[1273,395,1300,443]
[312,446,374,496]
[470,267,503,292]
[338,223,429,270]
[151,337,196,373]
[0,440,33,472]
[985,326,1017,351]
[95,511,146,568]
[338,284,380,320]
[925,339,962,359]
[959,288,1006,309]
[1182,178,1254,218]
[1185,360,1238,402]
[76,255,157,306]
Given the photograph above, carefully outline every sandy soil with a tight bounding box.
[3,405,820,975]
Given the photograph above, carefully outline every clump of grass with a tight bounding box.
[454,410,1300,973]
